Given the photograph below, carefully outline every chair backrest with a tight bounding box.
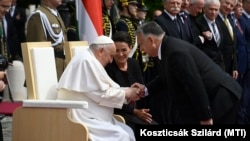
[21,42,58,100]
[16,42,89,141]
[64,41,88,65]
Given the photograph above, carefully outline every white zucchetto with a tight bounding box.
[91,35,114,45]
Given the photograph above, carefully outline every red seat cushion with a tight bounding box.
[0,101,22,116]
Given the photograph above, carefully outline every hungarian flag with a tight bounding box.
[76,0,103,44]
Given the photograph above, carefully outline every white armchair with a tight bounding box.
[64,41,88,65]
[12,42,88,141]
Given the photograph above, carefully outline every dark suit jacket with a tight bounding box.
[187,14,203,48]
[154,12,191,42]
[147,36,242,124]
[235,18,247,75]
[216,15,237,75]
[196,15,225,70]
[239,13,250,71]
[4,5,26,59]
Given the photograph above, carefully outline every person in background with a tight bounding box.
[135,0,158,83]
[152,9,162,19]
[236,0,250,124]
[26,0,67,80]
[136,0,148,25]
[181,0,190,11]
[115,0,142,64]
[57,1,70,29]
[57,35,141,141]
[154,0,194,43]
[116,0,148,84]
[135,1,163,120]
[102,0,116,37]
[152,0,195,122]
[134,21,242,124]
[217,0,238,79]
[0,0,12,141]
[116,0,138,57]
[66,0,78,41]
[185,0,205,48]
[196,0,225,69]
[105,31,158,131]
[2,0,26,61]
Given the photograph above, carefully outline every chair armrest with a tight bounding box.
[114,114,126,123]
[22,100,88,109]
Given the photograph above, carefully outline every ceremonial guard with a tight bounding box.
[102,0,116,37]
[26,0,68,80]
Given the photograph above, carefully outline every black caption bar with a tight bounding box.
[135,125,250,140]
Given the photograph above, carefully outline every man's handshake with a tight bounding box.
[131,82,146,97]
[124,82,146,102]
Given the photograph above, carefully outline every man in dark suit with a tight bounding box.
[196,0,225,70]
[236,0,250,124]
[185,0,205,48]
[154,0,192,43]
[134,21,242,124]
[217,0,238,79]
[144,0,195,121]
[3,0,26,61]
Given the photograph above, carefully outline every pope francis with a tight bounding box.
[57,35,140,141]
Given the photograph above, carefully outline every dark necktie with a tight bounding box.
[181,14,191,38]
[173,18,180,33]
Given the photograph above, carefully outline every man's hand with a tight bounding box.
[232,70,238,80]
[202,31,213,40]
[131,82,145,97]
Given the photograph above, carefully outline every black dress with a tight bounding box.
[105,58,158,130]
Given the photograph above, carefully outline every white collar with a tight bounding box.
[164,9,177,20]
[158,42,162,60]
[203,14,215,25]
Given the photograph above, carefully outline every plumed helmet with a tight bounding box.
[118,0,138,7]
[137,0,148,11]
[66,1,75,13]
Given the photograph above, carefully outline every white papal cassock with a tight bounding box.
[57,48,135,141]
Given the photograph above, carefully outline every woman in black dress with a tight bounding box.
[105,31,158,131]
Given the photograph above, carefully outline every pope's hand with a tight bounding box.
[125,87,141,102]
